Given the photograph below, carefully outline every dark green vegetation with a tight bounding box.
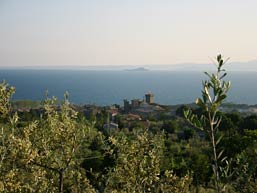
[0,56,257,193]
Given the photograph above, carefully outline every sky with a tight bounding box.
[0,0,257,67]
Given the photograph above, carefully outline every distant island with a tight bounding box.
[124,67,149,71]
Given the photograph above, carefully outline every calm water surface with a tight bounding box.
[0,70,256,105]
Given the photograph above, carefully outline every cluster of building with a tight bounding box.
[123,93,154,112]
[123,93,165,117]
[14,92,167,132]
[101,92,166,132]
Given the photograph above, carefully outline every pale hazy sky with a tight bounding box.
[0,0,257,66]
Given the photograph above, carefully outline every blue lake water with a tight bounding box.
[0,70,256,106]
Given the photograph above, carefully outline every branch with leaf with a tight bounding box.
[184,54,231,193]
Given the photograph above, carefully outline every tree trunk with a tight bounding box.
[59,170,64,193]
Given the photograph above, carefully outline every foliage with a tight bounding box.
[11,100,42,109]
[0,84,98,192]
[105,129,191,193]
[0,81,41,192]
[1,55,257,193]
[162,120,179,134]
[240,115,257,131]
[183,127,195,140]
[232,139,257,193]
[28,94,98,192]
[184,54,231,192]
[0,81,15,118]
[176,105,190,117]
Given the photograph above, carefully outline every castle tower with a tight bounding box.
[145,92,154,104]
[131,99,141,108]
[123,99,130,112]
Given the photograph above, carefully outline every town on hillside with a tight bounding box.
[12,92,257,136]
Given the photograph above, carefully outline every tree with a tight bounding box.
[0,81,100,192]
[240,115,257,131]
[184,54,231,193]
[232,130,257,192]
[183,127,195,140]
[0,81,43,192]
[162,120,179,134]
[28,94,97,193]
[105,129,191,193]
[0,81,15,118]
[176,105,190,117]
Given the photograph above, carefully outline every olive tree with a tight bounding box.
[184,55,231,193]
[105,130,191,193]
[0,82,98,192]
[29,94,97,193]
[0,81,42,192]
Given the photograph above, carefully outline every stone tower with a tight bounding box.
[123,99,130,112]
[145,93,154,104]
